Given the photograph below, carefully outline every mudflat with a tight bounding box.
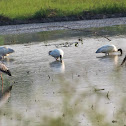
[0,17,126,35]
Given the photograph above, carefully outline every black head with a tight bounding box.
[118,48,123,55]
[1,69,11,76]
[78,38,82,41]
[48,51,52,55]
[7,70,11,76]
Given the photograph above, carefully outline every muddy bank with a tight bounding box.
[0,13,126,26]
[0,17,126,35]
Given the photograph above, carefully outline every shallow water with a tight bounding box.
[0,25,126,126]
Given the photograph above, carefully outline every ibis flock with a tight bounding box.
[0,43,126,91]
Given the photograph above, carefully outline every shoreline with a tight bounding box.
[1,13,126,26]
[0,16,126,35]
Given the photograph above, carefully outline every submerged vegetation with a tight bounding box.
[0,0,126,22]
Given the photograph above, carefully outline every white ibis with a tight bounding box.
[49,49,64,61]
[0,63,11,91]
[0,46,14,58]
[96,45,122,55]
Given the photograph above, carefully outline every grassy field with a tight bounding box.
[0,0,126,20]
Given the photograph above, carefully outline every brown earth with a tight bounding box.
[0,12,126,26]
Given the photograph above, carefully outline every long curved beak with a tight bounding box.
[121,55,126,65]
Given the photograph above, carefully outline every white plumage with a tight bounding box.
[49,49,64,61]
[96,45,122,55]
[0,46,14,58]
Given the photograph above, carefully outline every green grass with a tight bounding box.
[0,0,126,20]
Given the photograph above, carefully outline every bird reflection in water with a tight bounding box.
[0,85,12,107]
[49,60,65,73]
[0,57,15,62]
[96,55,119,65]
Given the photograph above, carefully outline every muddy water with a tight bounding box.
[0,25,126,126]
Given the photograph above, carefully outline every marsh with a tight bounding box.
[0,20,126,126]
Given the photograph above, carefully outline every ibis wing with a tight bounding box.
[0,47,14,56]
[0,47,5,56]
[7,48,14,54]
[96,45,115,53]
[50,50,60,57]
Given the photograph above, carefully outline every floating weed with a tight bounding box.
[112,120,117,123]
[106,91,110,100]
[78,38,83,44]
[75,42,78,47]
[94,88,105,92]
[48,75,50,80]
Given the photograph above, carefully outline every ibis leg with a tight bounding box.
[0,74,3,92]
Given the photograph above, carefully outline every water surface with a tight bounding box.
[0,24,126,126]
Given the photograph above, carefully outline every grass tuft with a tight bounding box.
[0,0,126,20]
[32,8,59,19]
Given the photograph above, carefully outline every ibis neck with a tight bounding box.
[60,55,62,61]
[118,48,122,55]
